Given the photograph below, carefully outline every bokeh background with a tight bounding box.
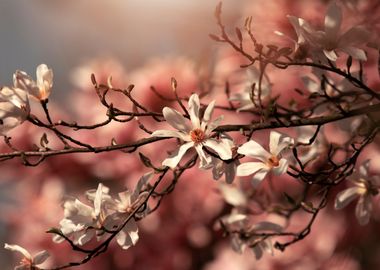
[1,0,380,269]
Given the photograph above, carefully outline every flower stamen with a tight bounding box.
[190,128,206,144]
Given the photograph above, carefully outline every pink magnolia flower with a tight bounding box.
[13,64,53,101]
[285,1,370,61]
[229,67,272,111]
[335,160,380,225]
[4,244,49,270]
[0,86,30,135]
[151,93,232,168]
[237,131,294,187]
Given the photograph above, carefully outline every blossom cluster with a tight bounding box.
[2,0,380,269]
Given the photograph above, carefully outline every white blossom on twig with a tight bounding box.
[237,131,294,187]
[335,160,380,225]
[0,86,30,135]
[4,243,49,270]
[14,64,53,101]
[152,93,232,168]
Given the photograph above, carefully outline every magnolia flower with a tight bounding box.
[229,68,271,111]
[285,2,370,61]
[14,64,53,101]
[210,136,239,183]
[237,131,294,187]
[54,183,109,245]
[0,86,30,135]
[152,93,232,168]
[228,220,283,260]
[335,160,380,225]
[4,244,49,270]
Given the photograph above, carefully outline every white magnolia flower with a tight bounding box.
[4,243,49,270]
[14,64,53,101]
[152,93,232,168]
[0,86,30,135]
[229,221,282,260]
[335,160,380,225]
[54,183,109,245]
[210,136,239,183]
[294,125,327,164]
[229,68,271,111]
[237,131,294,187]
[285,1,370,61]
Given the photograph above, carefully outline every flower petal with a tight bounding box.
[33,250,50,265]
[323,49,338,61]
[201,100,215,130]
[162,107,191,133]
[151,129,190,141]
[162,142,194,169]
[236,162,267,177]
[188,94,201,128]
[340,46,367,61]
[225,162,237,184]
[4,244,31,260]
[356,195,372,225]
[36,64,53,100]
[238,140,271,162]
[334,187,361,209]
[203,138,232,160]
[218,183,247,206]
[251,169,269,187]
[94,183,103,217]
[194,144,212,168]
[252,221,283,232]
[324,1,342,41]
[272,158,289,175]
[338,26,370,46]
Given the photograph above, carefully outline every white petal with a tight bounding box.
[77,230,95,245]
[205,115,223,135]
[132,171,154,200]
[151,129,190,141]
[4,244,31,260]
[194,144,212,168]
[116,230,131,249]
[36,64,53,100]
[302,76,320,93]
[324,1,342,41]
[359,160,370,178]
[323,49,338,61]
[188,94,201,128]
[203,138,232,160]
[236,162,267,177]
[238,140,271,162]
[124,219,139,245]
[162,107,191,133]
[218,183,247,206]
[33,250,50,265]
[334,187,361,209]
[94,183,103,217]
[162,142,194,169]
[251,169,269,187]
[338,26,370,46]
[201,100,215,130]
[356,195,372,225]
[340,46,367,61]
[272,159,289,175]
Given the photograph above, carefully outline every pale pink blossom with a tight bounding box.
[237,131,294,187]
[335,160,380,225]
[0,86,30,135]
[4,244,49,270]
[229,67,272,111]
[285,1,370,61]
[152,93,232,168]
[13,64,53,101]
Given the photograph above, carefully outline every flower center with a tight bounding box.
[190,128,206,144]
[267,155,280,168]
